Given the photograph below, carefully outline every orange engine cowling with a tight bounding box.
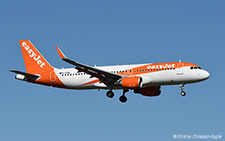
[134,86,161,97]
[121,77,143,89]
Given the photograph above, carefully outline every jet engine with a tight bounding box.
[121,76,143,89]
[134,86,161,97]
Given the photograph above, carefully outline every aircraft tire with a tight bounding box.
[181,91,186,96]
[106,90,114,98]
[119,95,127,103]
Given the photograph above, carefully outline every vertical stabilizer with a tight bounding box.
[18,40,66,88]
[19,40,54,75]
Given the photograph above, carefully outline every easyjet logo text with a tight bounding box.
[147,64,175,69]
[22,42,45,68]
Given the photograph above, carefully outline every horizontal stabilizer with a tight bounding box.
[9,70,40,80]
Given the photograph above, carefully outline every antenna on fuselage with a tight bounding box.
[179,60,182,62]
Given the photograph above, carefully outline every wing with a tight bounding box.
[56,46,122,86]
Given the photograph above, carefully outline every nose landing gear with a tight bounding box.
[180,84,186,96]
[181,91,186,96]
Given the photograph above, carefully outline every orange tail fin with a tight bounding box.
[19,40,54,74]
[18,40,66,88]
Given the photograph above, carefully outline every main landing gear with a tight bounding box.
[106,90,114,98]
[119,89,129,103]
[106,89,129,103]
[180,84,186,96]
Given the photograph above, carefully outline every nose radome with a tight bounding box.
[203,70,210,80]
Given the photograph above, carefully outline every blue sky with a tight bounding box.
[1,0,224,140]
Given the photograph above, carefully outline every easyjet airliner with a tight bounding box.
[10,40,210,103]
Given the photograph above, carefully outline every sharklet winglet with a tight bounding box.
[56,46,67,59]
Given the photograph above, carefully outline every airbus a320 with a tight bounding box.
[10,40,210,103]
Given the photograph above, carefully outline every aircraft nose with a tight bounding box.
[202,70,210,80]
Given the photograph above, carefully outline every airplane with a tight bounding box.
[10,40,210,103]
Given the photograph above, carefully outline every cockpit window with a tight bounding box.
[190,66,202,70]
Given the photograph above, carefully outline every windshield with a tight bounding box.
[190,66,202,70]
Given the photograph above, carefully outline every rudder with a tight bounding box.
[19,40,54,75]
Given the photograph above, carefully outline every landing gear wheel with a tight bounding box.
[180,84,186,96]
[106,90,114,98]
[181,91,186,96]
[119,95,127,103]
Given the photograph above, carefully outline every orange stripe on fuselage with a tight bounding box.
[28,70,67,89]
[78,62,198,87]
[119,62,198,75]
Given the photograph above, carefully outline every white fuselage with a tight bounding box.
[53,63,210,90]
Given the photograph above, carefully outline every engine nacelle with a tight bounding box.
[134,86,161,97]
[121,77,143,89]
